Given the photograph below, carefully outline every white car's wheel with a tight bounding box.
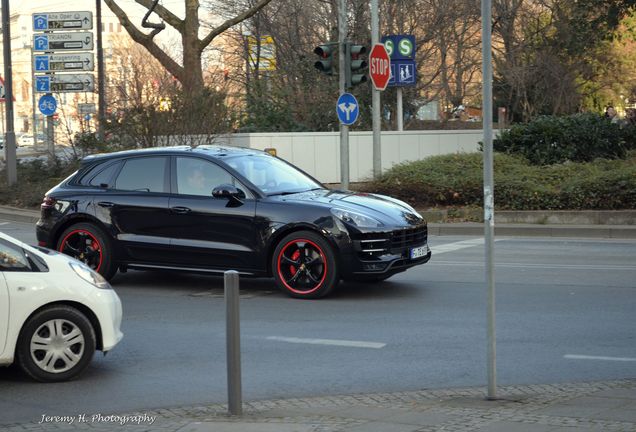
[16,305,96,382]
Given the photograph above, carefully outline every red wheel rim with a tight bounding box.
[59,229,104,272]
[277,238,327,295]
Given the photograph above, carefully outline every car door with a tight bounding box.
[0,272,8,358]
[165,156,258,271]
[96,156,173,263]
[0,238,32,358]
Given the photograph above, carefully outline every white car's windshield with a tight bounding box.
[226,154,323,196]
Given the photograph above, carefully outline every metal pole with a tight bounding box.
[30,46,38,149]
[481,0,496,400]
[338,0,349,190]
[371,0,381,178]
[397,88,403,131]
[225,270,242,416]
[2,0,17,185]
[96,0,106,141]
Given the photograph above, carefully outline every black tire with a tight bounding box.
[16,305,97,383]
[272,230,339,299]
[57,222,117,280]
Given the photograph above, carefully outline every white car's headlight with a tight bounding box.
[69,262,111,289]
[331,208,383,228]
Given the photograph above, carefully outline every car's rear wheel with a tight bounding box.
[273,231,339,299]
[57,222,116,280]
[16,305,96,382]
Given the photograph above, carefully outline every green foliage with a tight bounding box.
[363,152,636,210]
[493,113,632,164]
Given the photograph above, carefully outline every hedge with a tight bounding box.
[362,152,636,210]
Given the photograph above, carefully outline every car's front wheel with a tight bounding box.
[16,305,97,382]
[272,231,339,299]
[57,222,116,280]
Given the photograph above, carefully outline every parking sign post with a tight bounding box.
[224,270,243,416]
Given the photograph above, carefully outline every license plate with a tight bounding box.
[410,245,427,259]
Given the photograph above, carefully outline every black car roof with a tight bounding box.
[80,145,266,167]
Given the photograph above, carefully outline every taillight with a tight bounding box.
[41,196,57,210]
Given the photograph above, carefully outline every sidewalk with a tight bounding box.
[2,205,635,239]
[1,379,634,431]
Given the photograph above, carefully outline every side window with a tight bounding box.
[114,157,167,192]
[176,157,234,197]
[0,240,31,272]
[89,162,121,187]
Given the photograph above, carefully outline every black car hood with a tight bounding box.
[271,189,424,227]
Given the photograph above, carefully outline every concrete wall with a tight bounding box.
[211,130,489,184]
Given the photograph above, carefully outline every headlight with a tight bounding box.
[69,262,111,289]
[331,208,383,228]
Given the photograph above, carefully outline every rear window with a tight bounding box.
[76,161,121,187]
[114,157,167,192]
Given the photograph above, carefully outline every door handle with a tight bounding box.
[98,201,115,208]
[170,206,191,214]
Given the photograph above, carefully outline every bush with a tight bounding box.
[362,152,636,210]
[0,158,79,209]
[493,113,632,165]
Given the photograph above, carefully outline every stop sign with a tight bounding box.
[369,44,391,90]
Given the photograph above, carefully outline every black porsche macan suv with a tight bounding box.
[36,146,431,299]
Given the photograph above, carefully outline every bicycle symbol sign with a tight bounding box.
[38,95,57,116]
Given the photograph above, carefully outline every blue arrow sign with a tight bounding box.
[38,95,57,116]
[34,35,48,51]
[336,93,359,125]
[33,14,48,31]
[35,76,51,93]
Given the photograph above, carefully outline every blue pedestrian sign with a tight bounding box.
[388,60,417,86]
[336,93,359,125]
[38,95,57,116]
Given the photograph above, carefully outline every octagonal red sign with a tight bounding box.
[369,44,391,91]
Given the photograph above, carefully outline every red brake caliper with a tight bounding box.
[290,249,301,275]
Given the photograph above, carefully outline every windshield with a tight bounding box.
[225,154,323,195]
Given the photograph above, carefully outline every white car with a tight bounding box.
[0,232,123,382]
[18,135,34,146]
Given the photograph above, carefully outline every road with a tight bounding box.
[0,219,635,425]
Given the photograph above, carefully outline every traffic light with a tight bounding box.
[314,44,336,76]
[345,42,368,88]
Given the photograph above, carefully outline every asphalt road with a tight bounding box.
[0,219,635,425]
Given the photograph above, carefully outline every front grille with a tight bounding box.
[390,226,427,249]
[352,225,427,258]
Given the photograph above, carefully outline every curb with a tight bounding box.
[428,223,636,239]
[0,206,39,224]
[2,207,636,239]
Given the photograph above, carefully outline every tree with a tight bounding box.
[103,0,275,96]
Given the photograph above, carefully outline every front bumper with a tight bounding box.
[339,223,432,277]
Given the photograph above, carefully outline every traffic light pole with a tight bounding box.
[371,0,381,179]
[338,0,349,190]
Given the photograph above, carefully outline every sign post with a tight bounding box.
[32,10,95,155]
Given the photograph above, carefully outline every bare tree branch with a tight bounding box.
[135,0,185,33]
[200,0,275,50]
[104,0,184,81]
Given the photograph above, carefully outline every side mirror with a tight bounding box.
[212,184,241,199]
